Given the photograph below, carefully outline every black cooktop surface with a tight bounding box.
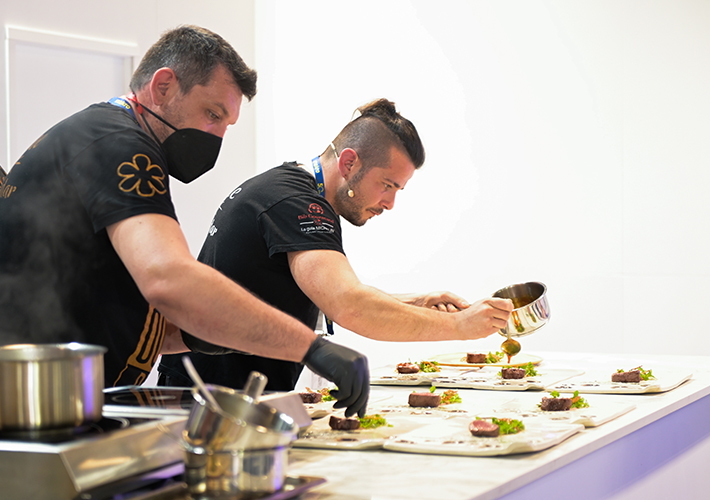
[104,386,195,415]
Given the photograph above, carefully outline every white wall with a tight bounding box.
[8,1,707,367]
[255,0,710,368]
[0,0,257,256]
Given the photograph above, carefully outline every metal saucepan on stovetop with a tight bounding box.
[0,343,106,431]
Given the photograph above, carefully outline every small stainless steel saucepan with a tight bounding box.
[493,281,550,338]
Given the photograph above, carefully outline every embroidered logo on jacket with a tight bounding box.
[117,154,167,197]
[298,202,335,233]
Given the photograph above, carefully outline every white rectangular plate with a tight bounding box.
[486,397,636,427]
[431,367,584,391]
[294,409,435,450]
[546,369,693,394]
[383,417,584,456]
[370,365,474,386]
[429,352,543,368]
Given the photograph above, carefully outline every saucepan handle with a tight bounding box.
[244,371,268,403]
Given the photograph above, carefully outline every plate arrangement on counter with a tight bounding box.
[293,388,594,456]
[431,367,584,391]
[546,368,693,394]
[382,416,584,457]
[294,387,468,450]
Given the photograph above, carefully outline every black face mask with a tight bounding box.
[133,99,223,184]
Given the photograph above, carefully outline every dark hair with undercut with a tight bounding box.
[129,25,257,101]
[331,98,425,171]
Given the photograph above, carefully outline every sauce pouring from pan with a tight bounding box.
[492,282,550,363]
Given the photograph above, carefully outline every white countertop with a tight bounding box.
[289,351,710,500]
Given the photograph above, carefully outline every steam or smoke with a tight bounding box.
[0,163,89,345]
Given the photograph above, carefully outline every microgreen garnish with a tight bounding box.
[570,390,590,408]
[489,417,525,435]
[523,362,538,377]
[358,414,391,429]
[319,387,335,402]
[486,351,504,363]
[418,360,441,373]
[440,389,462,405]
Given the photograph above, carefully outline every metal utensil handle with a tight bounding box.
[182,355,222,412]
[244,371,268,403]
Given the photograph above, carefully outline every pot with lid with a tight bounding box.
[0,343,106,431]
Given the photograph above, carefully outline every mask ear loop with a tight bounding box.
[126,92,170,144]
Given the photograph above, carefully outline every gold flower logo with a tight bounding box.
[117,154,167,197]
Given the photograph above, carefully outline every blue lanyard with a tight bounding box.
[311,156,335,336]
[108,96,137,121]
[311,156,326,197]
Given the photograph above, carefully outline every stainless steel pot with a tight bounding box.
[0,343,106,430]
[185,446,289,495]
[183,384,298,454]
[493,281,550,338]
[182,384,299,495]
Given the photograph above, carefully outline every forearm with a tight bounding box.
[328,285,463,341]
[149,260,315,361]
[290,249,510,343]
[109,214,315,363]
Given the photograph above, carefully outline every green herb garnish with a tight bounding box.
[490,417,525,435]
[523,362,538,377]
[358,414,391,429]
[418,360,441,373]
[616,366,655,381]
[319,388,335,402]
[570,390,590,408]
[486,351,504,363]
[440,389,462,405]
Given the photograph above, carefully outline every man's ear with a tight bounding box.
[337,148,359,177]
[149,67,179,106]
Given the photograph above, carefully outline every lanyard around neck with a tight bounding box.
[309,155,335,336]
[108,96,137,121]
[311,156,326,197]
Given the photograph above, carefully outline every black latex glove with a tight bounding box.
[302,336,369,418]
